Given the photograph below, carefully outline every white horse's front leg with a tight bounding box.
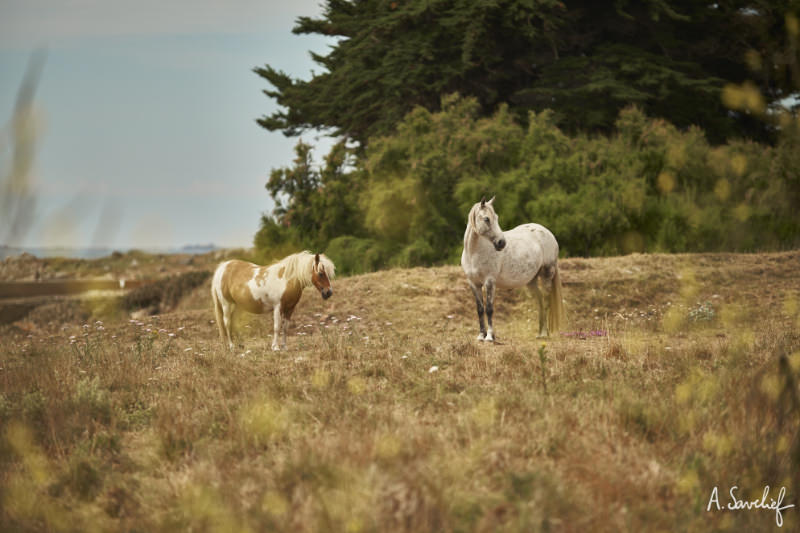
[468,280,487,341]
[485,278,496,342]
[272,306,283,351]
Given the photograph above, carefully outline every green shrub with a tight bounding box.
[256,95,800,269]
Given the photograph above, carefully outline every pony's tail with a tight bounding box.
[211,281,226,343]
[548,265,566,333]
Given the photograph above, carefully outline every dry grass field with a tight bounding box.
[1,250,799,532]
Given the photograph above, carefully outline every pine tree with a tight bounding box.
[255,0,795,145]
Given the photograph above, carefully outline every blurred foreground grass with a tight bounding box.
[1,251,799,532]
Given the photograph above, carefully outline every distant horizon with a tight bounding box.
[0,242,230,260]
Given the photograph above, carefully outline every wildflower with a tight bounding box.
[184,347,192,352]
[168,333,176,338]
[429,366,439,373]
[446,315,454,319]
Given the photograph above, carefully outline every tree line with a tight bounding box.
[253,1,800,273]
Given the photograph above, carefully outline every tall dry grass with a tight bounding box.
[1,252,799,531]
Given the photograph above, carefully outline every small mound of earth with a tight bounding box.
[25,300,90,328]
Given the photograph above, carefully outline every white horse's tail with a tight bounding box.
[548,265,566,333]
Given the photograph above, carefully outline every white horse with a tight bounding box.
[461,197,565,341]
[211,251,335,351]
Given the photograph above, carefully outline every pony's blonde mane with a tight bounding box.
[279,251,336,287]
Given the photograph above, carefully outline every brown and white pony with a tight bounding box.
[211,251,335,351]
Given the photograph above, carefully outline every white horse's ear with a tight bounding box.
[487,196,495,205]
[480,196,486,207]
[315,253,320,266]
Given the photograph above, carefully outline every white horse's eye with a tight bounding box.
[484,217,490,223]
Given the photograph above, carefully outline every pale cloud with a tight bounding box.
[0,0,325,49]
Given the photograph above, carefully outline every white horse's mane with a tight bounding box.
[467,202,486,232]
[279,251,336,287]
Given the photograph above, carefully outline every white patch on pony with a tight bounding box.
[246,265,286,306]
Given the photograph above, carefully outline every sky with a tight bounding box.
[0,0,335,250]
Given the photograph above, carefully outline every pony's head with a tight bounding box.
[469,196,506,251]
[311,253,335,300]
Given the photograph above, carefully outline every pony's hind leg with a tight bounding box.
[223,302,236,350]
[528,278,548,338]
[468,280,487,341]
[212,289,227,345]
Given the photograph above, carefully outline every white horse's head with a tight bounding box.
[469,196,506,251]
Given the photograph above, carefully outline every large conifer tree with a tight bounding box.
[256,0,794,145]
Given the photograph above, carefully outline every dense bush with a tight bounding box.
[256,95,800,273]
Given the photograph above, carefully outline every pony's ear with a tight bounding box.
[315,253,320,267]
[487,196,495,205]
[480,196,486,207]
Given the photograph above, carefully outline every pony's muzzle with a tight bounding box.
[494,238,506,251]
[321,288,333,300]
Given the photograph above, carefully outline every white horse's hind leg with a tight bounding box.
[468,280,487,341]
[528,280,548,338]
[485,278,496,342]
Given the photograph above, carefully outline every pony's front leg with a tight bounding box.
[485,278,496,342]
[468,280,487,341]
[272,306,283,351]
[280,316,289,350]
